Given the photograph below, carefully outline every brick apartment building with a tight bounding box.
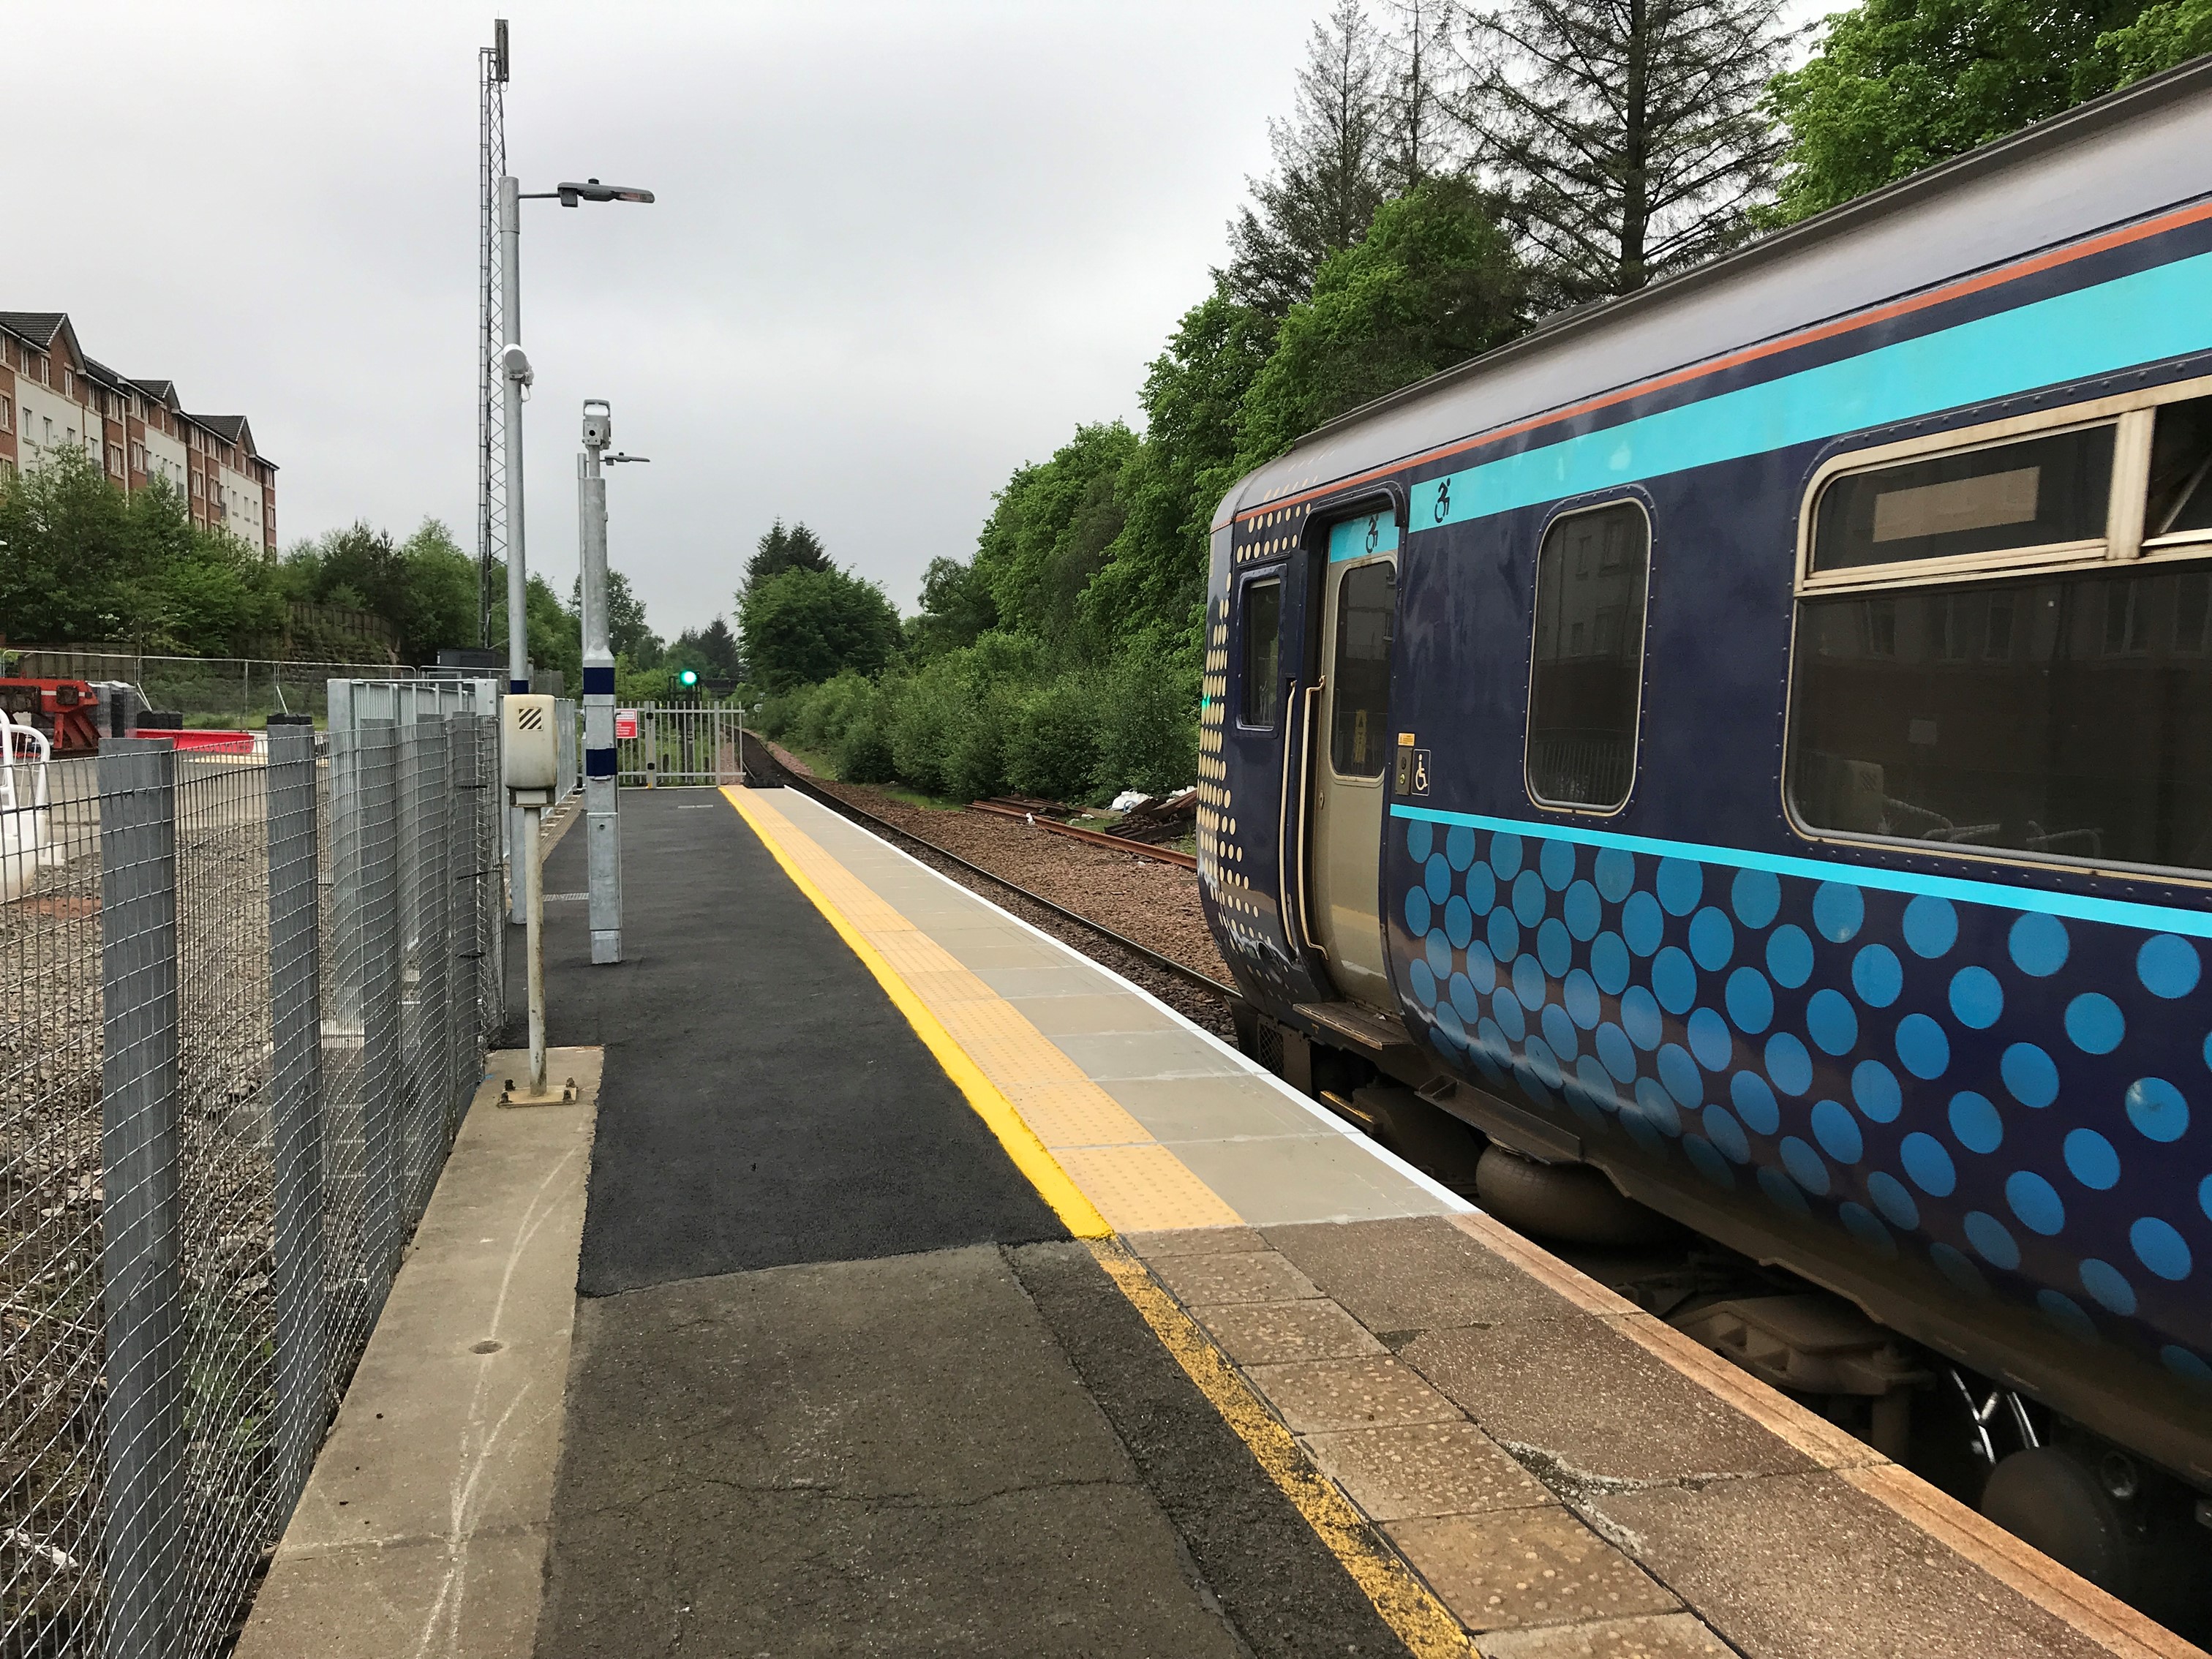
[0,311,276,554]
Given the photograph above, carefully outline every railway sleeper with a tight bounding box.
[1239,1008,2212,1639]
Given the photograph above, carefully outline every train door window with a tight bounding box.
[1526,501,1650,810]
[1329,563,1394,776]
[1240,576,1283,727]
[1788,388,2212,873]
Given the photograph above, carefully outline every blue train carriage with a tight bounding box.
[1198,58,2212,1595]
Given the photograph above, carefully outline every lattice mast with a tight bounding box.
[477,20,511,647]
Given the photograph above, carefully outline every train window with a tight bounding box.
[2147,396,2212,544]
[1813,425,2115,573]
[1240,577,1283,727]
[1527,502,1649,810]
[1329,562,1394,777]
[1789,560,2212,870]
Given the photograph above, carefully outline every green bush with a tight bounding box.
[838,699,898,783]
[1097,645,1198,795]
[1004,675,1103,802]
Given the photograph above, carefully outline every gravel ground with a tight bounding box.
[754,742,1239,1043]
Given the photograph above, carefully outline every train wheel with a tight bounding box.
[1981,1445,2136,1595]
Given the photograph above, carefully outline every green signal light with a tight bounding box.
[679,669,699,687]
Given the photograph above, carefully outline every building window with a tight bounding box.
[106,445,123,478]
[190,473,202,497]
[0,395,11,432]
[1239,576,1284,727]
[1789,391,2212,872]
[1526,500,1652,811]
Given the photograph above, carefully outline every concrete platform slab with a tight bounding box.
[1586,1470,2114,1659]
[1190,1295,1389,1365]
[1301,1421,1553,1521]
[1386,1505,1679,1635]
[1402,1316,1814,1485]
[1050,1028,1251,1080]
[1241,1355,1463,1433]
[1102,1074,1328,1141]
[1475,1612,1738,1658]
[1150,1246,1321,1306]
[1266,1214,1579,1332]
[1170,1132,1449,1224]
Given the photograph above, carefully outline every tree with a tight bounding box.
[1377,0,1465,191]
[904,555,998,662]
[1224,0,1395,319]
[2090,0,2212,85]
[393,520,478,663]
[668,617,741,683]
[568,566,664,666]
[738,565,901,692]
[970,423,1141,651]
[0,448,283,653]
[1766,0,2186,223]
[745,519,831,590]
[1239,177,1528,462]
[1470,0,1801,304]
[1085,281,1276,654]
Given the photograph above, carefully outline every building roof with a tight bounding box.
[0,312,67,348]
[187,413,273,467]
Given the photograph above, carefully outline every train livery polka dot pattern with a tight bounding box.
[1389,815,2211,1385]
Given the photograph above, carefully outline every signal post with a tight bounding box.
[576,400,631,964]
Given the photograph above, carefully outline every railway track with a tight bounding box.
[737,735,1241,1007]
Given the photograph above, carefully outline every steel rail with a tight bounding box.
[737,737,1243,1005]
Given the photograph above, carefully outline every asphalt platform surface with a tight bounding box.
[514,790,1415,1658]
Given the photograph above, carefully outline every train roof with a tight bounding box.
[1217,54,2212,528]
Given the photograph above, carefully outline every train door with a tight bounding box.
[1304,509,1399,1009]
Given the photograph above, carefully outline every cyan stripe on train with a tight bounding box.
[1392,806,2212,940]
[1406,250,2212,531]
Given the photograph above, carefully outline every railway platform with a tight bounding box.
[238,786,2204,1659]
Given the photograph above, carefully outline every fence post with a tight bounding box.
[357,721,403,1295]
[265,718,326,1513]
[97,738,183,1659]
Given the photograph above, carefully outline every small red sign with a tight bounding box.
[614,709,639,741]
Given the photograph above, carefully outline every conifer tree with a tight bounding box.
[1222,0,1393,320]
[744,519,831,590]
[1467,0,1800,304]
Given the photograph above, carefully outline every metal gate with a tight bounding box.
[617,706,742,786]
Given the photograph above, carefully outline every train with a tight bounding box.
[1197,57,2212,1612]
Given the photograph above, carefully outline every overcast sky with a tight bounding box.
[15,1,1335,639]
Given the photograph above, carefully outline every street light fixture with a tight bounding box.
[549,178,655,206]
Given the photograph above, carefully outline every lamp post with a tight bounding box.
[497,173,653,921]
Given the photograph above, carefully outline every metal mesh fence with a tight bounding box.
[0,715,503,1658]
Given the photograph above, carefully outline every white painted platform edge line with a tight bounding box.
[769,789,1475,1215]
